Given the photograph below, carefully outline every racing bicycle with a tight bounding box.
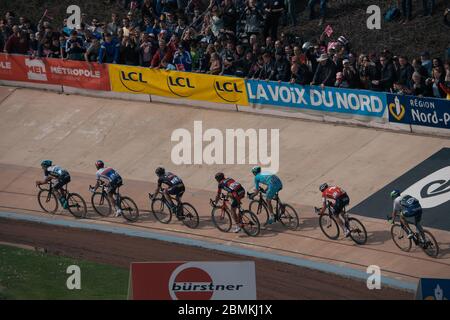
[209,193,260,236]
[248,187,299,230]
[37,180,87,218]
[149,188,199,229]
[389,215,439,258]
[315,202,367,245]
[90,183,139,222]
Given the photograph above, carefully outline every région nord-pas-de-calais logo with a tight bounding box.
[119,70,148,93]
[167,75,195,97]
[389,96,405,121]
[214,78,243,103]
[25,58,47,81]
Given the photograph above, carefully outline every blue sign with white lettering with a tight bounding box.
[387,94,450,129]
[416,278,450,300]
[245,80,387,117]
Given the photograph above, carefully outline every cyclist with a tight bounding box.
[388,190,424,239]
[36,160,71,209]
[213,172,246,233]
[316,183,351,237]
[152,167,185,216]
[250,166,283,225]
[90,160,123,217]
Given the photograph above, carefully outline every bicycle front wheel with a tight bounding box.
[181,203,199,229]
[37,189,59,214]
[241,210,260,237]
[67,193,87,218]
[211,207,232,232]
[91,192,112,217]
[319,214,340,240]
[391,224,412,252]
[151,198,172,224]
[279,204,299,230]
[421,230,439,258]
[249,200,269,224]
[347,217,367,245]
[120,196,139,222]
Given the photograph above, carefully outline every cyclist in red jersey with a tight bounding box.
[213,172,246,233]
[317,183,351,237]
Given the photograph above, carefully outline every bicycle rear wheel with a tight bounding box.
[249,200,269,224]
[348,217,367,245]
[391,224,412,252]
[211,207,232,232]
[120,196,139,222]
[180,203,199,229]
[279,204,299,230]
[421,230,439,258]
[67,193,87,218]
[241,210,260,237]
[37,189,59,214]
[91,192,112,217]
[319,214,340,240]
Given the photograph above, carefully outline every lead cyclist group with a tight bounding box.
[35,159,440,257]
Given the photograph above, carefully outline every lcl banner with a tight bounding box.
[0,53,110,91]
[108,64,249,105]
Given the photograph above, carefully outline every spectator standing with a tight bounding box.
[399,0,412,24]
[420,51,432,76]
[372,55,395,91]
[85,37,101,62]
[139,33,153,66]
[151,38,170,67]
[208,52,222,74]
[263,0,285,40]
[272,49,290,81]
[397,55,414,89]
[308,0,327,26]
[4,26,30,54]
[244,0,264,37]
[173,42,192,71]
[284,0,297,26]
[65,30,85,60]
[120,35,140,65]
[257,52,276,80]
[107,13,120,36]
[311,53,336,88]
[98,33,120,64]
[341,59,359,88]
[426,67,446,98]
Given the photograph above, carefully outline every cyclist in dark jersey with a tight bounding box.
[36,160,71,209]
[213,172,246,233]
[152,167,185,214]
[90,160,123,217]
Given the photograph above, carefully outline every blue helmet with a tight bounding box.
[41,160,52,168]
[390,189,401,199]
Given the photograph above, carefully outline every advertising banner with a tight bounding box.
[387,93,450,129]
[246,80,387,117]
[416,278,450,300]
[128,261,256,300]
[108,64,248,105]
[0,53,110,91]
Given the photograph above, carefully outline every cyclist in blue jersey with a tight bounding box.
[250,166,283,225]
[388,189,424,239]
[90,160,123,217]
[36,160,71,209]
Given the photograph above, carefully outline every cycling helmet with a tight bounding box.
[155,167,165,176]
[251,166,261,175]
[41,160,52,168]
[95,160,104,170]
[390,189,401,199]
[215,172,225,182]
[319,183,328,192]
[302,41,312,52]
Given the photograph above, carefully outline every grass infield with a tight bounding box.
[0,244,129,299]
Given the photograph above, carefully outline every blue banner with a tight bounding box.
[416,278,450,300]
[387,94,450,129]
[245,80,387,117]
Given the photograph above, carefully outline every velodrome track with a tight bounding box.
[0,86,449,298]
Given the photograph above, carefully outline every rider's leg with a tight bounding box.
[400,215,414,238]
[414,212,425,241]
[164,189,175,208]
[231,202,241,233]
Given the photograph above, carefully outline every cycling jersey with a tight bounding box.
[393,195,422,218]
[44,166,69,179]
[158,173,184,188]
[322,186,349,215]
[96,167,121,184]
[254,172,283,200]
[218,178,245,201]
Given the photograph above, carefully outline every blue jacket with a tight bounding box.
[172,50,192,72]
[98,39,120,64]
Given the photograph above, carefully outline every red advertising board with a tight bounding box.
[129,261,257,300]
[0,53,110,91]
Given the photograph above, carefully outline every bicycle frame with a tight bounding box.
[217,194,244,221]
[96,183,121,207]
[325,201,349,229]
[251,188,282,218]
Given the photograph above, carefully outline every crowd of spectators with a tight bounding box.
[1,0,449,99]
